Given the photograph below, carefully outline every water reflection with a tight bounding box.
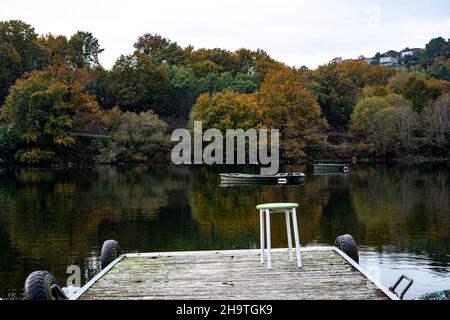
[0,163,448,299]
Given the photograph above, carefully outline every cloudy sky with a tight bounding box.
[2,0,449,69]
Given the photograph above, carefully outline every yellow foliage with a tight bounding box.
[257,67,328,159]
[192,91,263,131]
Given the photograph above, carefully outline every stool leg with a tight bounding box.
[260,209,265,264]
[285,210,294,263]
[292,208,302,268]
[265,209,272,269]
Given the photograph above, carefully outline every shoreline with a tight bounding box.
[1,157,449,170]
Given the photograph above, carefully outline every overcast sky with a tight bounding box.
[2,0,449,69]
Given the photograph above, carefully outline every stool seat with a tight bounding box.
[257,203,302,270]
[256,203,299,210]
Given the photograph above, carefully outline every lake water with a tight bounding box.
[0,163,449,300]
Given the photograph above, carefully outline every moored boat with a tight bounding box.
[313,163,350,173]
[219,173,305,185]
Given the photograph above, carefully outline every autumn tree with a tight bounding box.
[191,92,262,131]
[336,60,395,88]
[362,85,388,97]
[314,60,395,127]
[1,66,103,163]
[258,67,328,159]
[35,31,103,69]
[387,71,412,94]
[0,21,104,105]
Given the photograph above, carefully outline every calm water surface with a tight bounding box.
[0,163,449,300]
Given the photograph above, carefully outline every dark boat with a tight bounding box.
[219,173,305,185]
[313,163,350,173]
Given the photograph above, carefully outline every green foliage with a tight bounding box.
[0,20,104,106]
[0,126,17,162]
[402,76,442,112]
[198,71,234,93]
[429,58,450,82]
[109,111,169,162]
[2,66,103,164]
[314,63,359,126]
[232,73,259,93]
[1,20,450,163]
[0,20,44,72]
[168,65,200,119]
[85,66,116,109]
[422,37,449,66]
[0,43,22,104]
[197,72,259,95]
[351,95,418,157]
[134,33,185,65]
[351,96,391,136]
[314,60,395,127]
[108,53,171,115]
[66,31,104,69]
[0,20,45,104]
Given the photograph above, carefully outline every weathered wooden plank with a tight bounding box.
[79,249,390,300]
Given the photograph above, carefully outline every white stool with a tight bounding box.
[256,203,302,270]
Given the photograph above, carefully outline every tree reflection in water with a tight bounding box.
[0,162,448,299]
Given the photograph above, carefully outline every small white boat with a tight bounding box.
[219,173,305,185]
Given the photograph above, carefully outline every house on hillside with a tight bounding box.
[380,56,399,67]
[380,50,400,67]
[332,46,425,68]
[400,48,424,58]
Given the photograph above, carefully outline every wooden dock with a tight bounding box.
[70,247,397,300]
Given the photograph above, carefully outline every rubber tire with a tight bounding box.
[24,270,58,300]
[101,240,121,270]
[335,234,359,263]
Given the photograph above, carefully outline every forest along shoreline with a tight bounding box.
[1,20,449,167]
